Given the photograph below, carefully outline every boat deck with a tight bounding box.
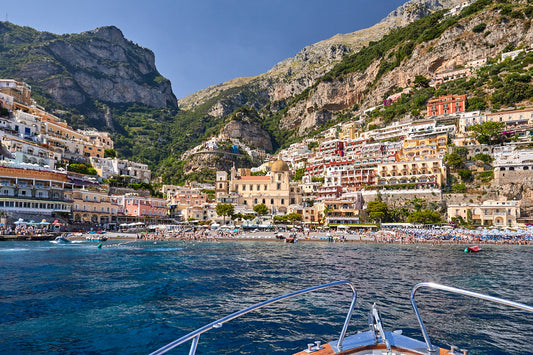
[293,331,448,355]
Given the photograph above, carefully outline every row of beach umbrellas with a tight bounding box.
[13,218,62,226]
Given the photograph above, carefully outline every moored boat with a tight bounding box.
[150,281,533,355]
[86,235,108,241]
[465,245,481,253]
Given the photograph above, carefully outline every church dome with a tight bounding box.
[271,159,289,172]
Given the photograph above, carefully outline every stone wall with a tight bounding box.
[494,167,533,185]
[362,189,442,205]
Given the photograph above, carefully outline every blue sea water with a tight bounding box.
[0,240,531,355]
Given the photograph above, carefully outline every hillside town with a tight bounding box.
[0,47,532,233]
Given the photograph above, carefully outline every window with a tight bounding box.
[277,183,281,190]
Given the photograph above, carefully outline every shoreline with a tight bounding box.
[73,231,531,246]
[1,231,530,246]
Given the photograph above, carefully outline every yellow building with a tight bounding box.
[448,200,520,227]
[227,159,302,214]
[72,188,117,225]
[399,133,447,162]
[377,160,446,189]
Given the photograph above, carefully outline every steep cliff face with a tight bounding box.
[279,3,533,136]
[0,23,177,110]
[220,118,273,152]
[178,0,462,113]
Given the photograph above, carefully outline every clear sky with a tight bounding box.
[2,0,407,99]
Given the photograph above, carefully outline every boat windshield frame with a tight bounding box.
[411,282,533,354]
[149,280,357,355]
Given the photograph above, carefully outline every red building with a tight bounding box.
[427,94,466,117]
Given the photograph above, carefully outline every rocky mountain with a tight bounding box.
[0,22,176,126]
[3,0,532,185]
[178,0,462,112]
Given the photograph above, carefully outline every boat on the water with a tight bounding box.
[53,234,71,243]
[285,232,297,243]
[150,281,533,355]
[86,235,108,241]
[465,245,481,253]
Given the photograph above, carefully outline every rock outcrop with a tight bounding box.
[220,108,272,151]
[0,23,177,110]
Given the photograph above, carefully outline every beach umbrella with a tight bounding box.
[14,218,26,224]
[40,219,50,225]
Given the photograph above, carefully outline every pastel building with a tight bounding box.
[167,187,208,211]
[319,200,367,226]
[427,94,466,117]
[120,193,167,218]
[72,188,118,224]
[2,136,61,169]
[0,80,32,106]
[377,159,446,189]
[90,157,151,183]
[448,200,521,227]
[223,159,303,214]
[0,164,72,216]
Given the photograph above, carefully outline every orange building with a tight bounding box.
[427,94,466,117]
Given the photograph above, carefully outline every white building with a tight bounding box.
[90,157,151,183]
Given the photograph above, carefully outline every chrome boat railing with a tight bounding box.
[150,280,357,355]
[411,282,533,355]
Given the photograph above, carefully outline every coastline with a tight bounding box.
[67,231,531,245]
[1,230,529,245]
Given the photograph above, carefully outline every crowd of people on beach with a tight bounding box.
[124,226,532,245]
[1,224,49,236]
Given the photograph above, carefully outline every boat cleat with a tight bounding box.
[303,340,324,353]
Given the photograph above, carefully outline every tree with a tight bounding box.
[458,169,473,182]
[216,203,234,224]
[104,149,117,158]
[408,197,427,212]
[468,122,505,145]
[253,203,269,216]
[287,212,302,222]
[452,183,467,193]
[446,152,465,170]
[407,209,442,224]
[473,153,492,164]
[366,201,389,223]
[413,75,430,88]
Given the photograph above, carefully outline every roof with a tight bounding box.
[271,159,289,172]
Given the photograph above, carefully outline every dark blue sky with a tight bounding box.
[2,0,407,98]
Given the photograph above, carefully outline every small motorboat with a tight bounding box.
[86,235,108,242]
[150,281,533,355]
[285,232,297,243]
[53,234,71,244]
[465,245,481,253]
